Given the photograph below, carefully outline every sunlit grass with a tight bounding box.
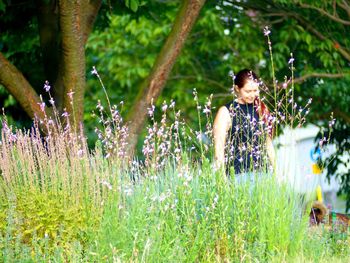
[0,119,349,262]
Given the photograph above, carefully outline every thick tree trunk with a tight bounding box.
[125,0,206,156]
[59,0,87,129]
[1,1,101,132]
[0,53,51,121]
[37,0,101,114]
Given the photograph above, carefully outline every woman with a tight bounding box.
[213,69,275,178]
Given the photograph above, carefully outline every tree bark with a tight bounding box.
[125,0,206,156]
[58,0,102,128]
[0,53,51,121]
[58,0,86,129]
[1,0,101,131]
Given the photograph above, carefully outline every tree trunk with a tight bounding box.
[1,1,101,131]
[58,0,87,129]
[51,0,102,113]
[125,0,206,156]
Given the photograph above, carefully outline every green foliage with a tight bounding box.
[0,188,97,248]
[124,0,140,12]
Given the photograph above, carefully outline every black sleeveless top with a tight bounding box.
[225,101,268,175]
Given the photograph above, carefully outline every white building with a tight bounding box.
[275,125,344,212]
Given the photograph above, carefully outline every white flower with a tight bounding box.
[91,66,98,75]
[43,81,51,92]
[263,26,271,36]
[101,180,112,190]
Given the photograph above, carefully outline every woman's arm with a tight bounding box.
[213,106,231,170]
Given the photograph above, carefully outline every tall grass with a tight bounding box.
[1,111,349,261]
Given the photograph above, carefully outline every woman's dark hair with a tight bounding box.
[234,69,258,89]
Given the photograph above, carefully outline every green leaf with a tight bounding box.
[125,0,139,12]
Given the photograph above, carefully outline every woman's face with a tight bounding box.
[235,79,259,104]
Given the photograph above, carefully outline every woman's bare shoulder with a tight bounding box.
[214,105,231,127]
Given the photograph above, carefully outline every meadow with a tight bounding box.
[0,90,349,262]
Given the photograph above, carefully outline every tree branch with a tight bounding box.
[0,52,51,121]
[293,72,349,84]
[291,13,350,62]
[82,0,102,44]
[299,3,350,25]
[338,0,350,17]
[125,0,206,156]
[334,107,350,124]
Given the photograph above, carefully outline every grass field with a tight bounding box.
[0,118,349,262]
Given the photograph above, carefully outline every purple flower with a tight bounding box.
[62,111,69,118]
[37,102,46,112]
[49,98,55,106]
[67,90,75,100]
[43,81,51,92]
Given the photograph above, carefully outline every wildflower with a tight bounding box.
[329,118,336,128]
[148,105,155,117]
[49,98,55,106]
[61,111,69,118]
[203,107,211,114]
[91,66,98,75]
[263,26,271,36]
[37,102,46,112]
[161,103,168,112]
[288,54,294,64]
[77,149,84,157]
[213,194,219,203]
[101,180,112,190]
[67,90,75,100]
[43,80,50,92]
[8,133,17,143]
